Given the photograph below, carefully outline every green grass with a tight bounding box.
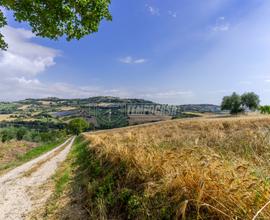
[55,170,70,196]
[52,136,88,196]
[0,139,66,173]
[17,140,64,162]
[39,136,86,218]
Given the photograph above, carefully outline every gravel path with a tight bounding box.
[0,137,75,220]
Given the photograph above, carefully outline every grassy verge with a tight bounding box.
[0,139,66,174]
[43,136,178,219]
[34,136,89,219]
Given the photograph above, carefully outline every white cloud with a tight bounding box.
[133,59,146,64]
[119,56,147,64]
[0,26,163,103]
[168,10,177,18]
[12,77,41,85]
[0,26,62,100]
[145,4,160,16]
[0,77,133,101]
[212,16,230,32]
[0,26,59,77]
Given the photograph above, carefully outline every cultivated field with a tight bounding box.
[82,116,270,219]
[128,114,172,125]
[0,114,12,122]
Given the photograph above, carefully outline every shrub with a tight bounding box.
[1,129,13,142]
[260,105,270,114]
[16,128,27,140]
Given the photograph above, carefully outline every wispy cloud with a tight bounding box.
[168,10,177,18]
[145,4,160,16]
[239,81,252,85]
[208,89,232,94]
[212,16,230,32]
[119,56,147,64]
[141,90,194,104]
[150,90,193,98]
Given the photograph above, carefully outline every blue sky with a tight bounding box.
[1,0,270,104]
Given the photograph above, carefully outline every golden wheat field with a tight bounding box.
[84,116,270,219]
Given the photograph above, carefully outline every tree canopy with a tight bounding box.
[241,92,260,111]
[68,118,89,135]
[221,92,260,114]
[221,92,243,114]
[0,0,112,50]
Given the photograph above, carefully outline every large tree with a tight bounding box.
[68,118,89,135]
[221,92,243,114]
[221,92,260,114]
[241,92,260,111]
[0,0,112,50]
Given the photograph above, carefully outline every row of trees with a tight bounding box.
[221,92,260,114]
[0,118,93,143]
[0,127,67,143]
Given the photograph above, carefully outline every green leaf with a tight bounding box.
[0,0,112,49]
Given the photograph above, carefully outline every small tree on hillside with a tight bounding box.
[221,92,243,114]
[68,118,89,135]
[241,92,260,111]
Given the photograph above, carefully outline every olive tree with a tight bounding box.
[241,92,260,111]
[221,92,260,114]
[221,92,243,114]
[0,0,112,50]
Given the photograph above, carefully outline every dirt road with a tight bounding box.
[0,137,75,220]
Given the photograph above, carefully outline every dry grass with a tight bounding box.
[0,140,37,164]
[18,104,31,110]
[128,115,172,125]
[84,116,270,219]
[59,106,77,111]
[0,114,12,122]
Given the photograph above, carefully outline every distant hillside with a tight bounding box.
[20,96,155,105]
[177,104,221,113]
[18,97,221,113]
